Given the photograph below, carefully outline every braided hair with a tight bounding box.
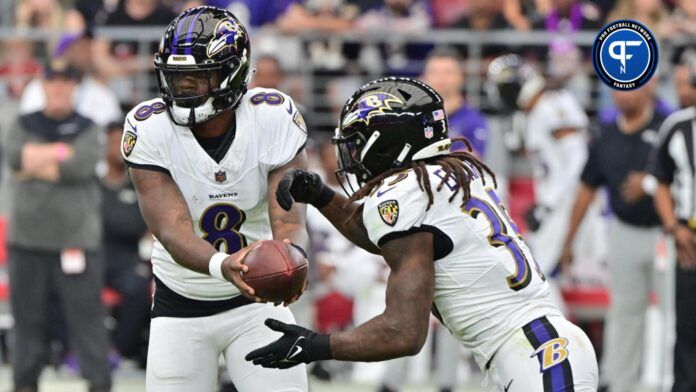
[346,137,497,222]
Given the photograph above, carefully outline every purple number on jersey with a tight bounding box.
[134,102,167,121]
[200,203,247,253]
[462,190,543,291]
[250,92,285,106]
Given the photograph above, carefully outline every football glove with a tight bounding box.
[245,318,332,369]
[276,169,335,211]
[524,204,551,232]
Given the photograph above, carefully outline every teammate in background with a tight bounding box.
[421,47,489,157]
[123,6,309,391]
[246,77,599,391]
[487,54,604,311]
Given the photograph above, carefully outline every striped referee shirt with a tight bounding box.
[652,106,696,222]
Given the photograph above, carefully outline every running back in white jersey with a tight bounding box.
[121,88,307,300]
[362,164,561,369]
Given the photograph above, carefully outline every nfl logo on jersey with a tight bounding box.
[214,170,227,183]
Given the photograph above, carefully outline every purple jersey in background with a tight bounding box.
[447,104,489,157]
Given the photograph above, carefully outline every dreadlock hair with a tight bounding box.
[345,137,497,223]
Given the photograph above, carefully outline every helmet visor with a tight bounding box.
[159,68,221,108]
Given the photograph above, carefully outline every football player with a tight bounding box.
[122,6,309,391]
[487,54,605,309]
[246,77,599,391]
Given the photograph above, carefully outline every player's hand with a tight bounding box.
[276,169,333,211]
[620,171,646,204]
[524,204,550,232]
[222,244,264,302]
[673,225,696,270]
[245,318,331,369]
[558,243,574,274]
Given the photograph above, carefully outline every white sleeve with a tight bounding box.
[362,175,429,248]
[541,132,588,207]
[18,79,45,115]
[256,91,308,171]
[547,91,589,131]
[120,107,169,172]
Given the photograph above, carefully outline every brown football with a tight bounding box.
[241,240,308,303]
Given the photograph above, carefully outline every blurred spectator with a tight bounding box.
[421,48,489,157]
[92,0,176,102]
[674,53,696,108]
[250,55,286,90]
[4,61,110,392]
[532,0,603,32]
[502,0,552,30]
[355,0,432,74]
[608,0,669,36]
[451,0,510,31]
[355,0,431,32]
[20,33,122,127]
[0,38,42,100]
[276,0,358,34]
[15,0,65,30]
[100,121,151,366]
[64,0,119,34]
[561,83,666,392]
[183,0,299,27]
[659,0,696,38]
[650,58,696,392]
[429,0,470,28]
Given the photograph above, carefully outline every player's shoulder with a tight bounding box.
[659,106,696,136]
[240,87,293,114]
[239,87,307,141]
[364,168,425,208]
[125,98,170,130]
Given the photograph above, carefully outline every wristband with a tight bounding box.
[310,333,333,361]
[209,252,228,280]
[313,186,335,209]
[641,174,657,195]
[290,243,308,259]
[55,143,69,162]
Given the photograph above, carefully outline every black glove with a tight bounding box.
[276,169,335,211]
[524,204,551,232]
[245,318,332,369]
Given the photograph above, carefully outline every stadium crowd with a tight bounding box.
[0,0,694,391]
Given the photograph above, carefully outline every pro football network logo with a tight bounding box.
[592,19,658,90]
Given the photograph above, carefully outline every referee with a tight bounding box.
[651,55,696,392]
[560,83,667,392]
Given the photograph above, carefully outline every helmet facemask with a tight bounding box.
[155,52,250,126]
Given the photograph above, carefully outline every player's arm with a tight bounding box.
[129,167,260,299]
[558,183,597,270]
[268,151,310,251]
[276,169,380,254]
[245,231,434,367]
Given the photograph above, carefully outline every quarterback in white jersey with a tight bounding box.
[246,77,598,391]
[123,7,309,391]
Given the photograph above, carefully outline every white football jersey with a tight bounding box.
[525,90,588,208]
[362,165,561,369]
[121,88,307,300]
